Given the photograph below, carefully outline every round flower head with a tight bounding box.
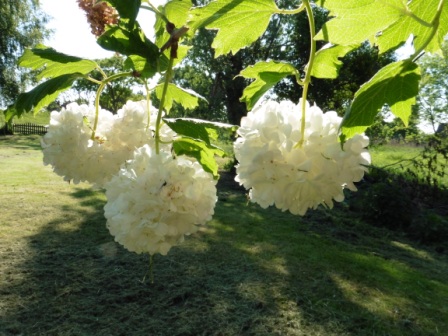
[41,100,176,187]
[104,145,218,255]
[41,102,115,186]
[234,100,370,215]
[114,100,176,148]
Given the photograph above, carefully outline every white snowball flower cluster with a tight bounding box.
[41,100,176,187]
[114,100,176,149]
[234,100,371,216]
[104,144,218,255]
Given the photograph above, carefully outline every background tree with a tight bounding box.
[416,41,448,133]
[170,0,309,125]
[277,42,396,113]
[171,0,395,125]
[72,55,144,113]
[171,26,247,125]
[0,0,50,107]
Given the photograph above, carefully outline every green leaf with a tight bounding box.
[124,55,155,78]
[8,74,82,120]
[97,23,168,74]
[154,0,192,37]
[172,137,224,178]
[188,0,279,57]
[341,60,421,138]
[168,118,238,134]
[316,0,404,45]
[18,45,98,80]
[155,83,205,112]
[433,2,448,54]
[4,106,17,123]
[165,0,192,27]
[165,119,211,144]
[154,1,192,64]
[377,0,448,54]
[164,118,238,145]
[311,44,359,79]
[317,0,448,55]
[106,0,141,27]
[239,61,298,110]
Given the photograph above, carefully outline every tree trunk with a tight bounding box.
[222,55,247,126]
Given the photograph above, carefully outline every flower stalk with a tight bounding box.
[143,80,152,131]
[277,3,306,15]
[155,56,174,154]
[297,0,317,148]
[91,72,133,140]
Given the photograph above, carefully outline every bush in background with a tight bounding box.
[350,136,448,244]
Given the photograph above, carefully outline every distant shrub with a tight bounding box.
[351,169,417,231]
[350,141,448,244]
[410,209,448,243]
[0,124,13,135]
[410,135,448,190]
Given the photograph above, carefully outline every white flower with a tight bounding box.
[41,100,176,187]
[234,100,370,215]
[104,145,218,255]
[41,102,114,186]
[114,100,176,148]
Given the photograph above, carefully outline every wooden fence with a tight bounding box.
[11,123,48,135]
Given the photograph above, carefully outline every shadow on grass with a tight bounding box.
[2,175,447,336]
[0,135,44,151]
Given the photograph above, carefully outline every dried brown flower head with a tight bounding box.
[77,0,119,37]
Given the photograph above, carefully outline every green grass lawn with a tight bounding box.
[370,144,423,168]
[1,135,447,335]
[370,143,448,187]
[0,110,51,127]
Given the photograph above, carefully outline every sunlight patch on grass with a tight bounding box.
[263,257,290,275]
[240,243,266,255]
[330,273,417,323]
[208,218,236,232]
[240,242,291,275]
[391,241,435,261]
[237,280,272,302]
